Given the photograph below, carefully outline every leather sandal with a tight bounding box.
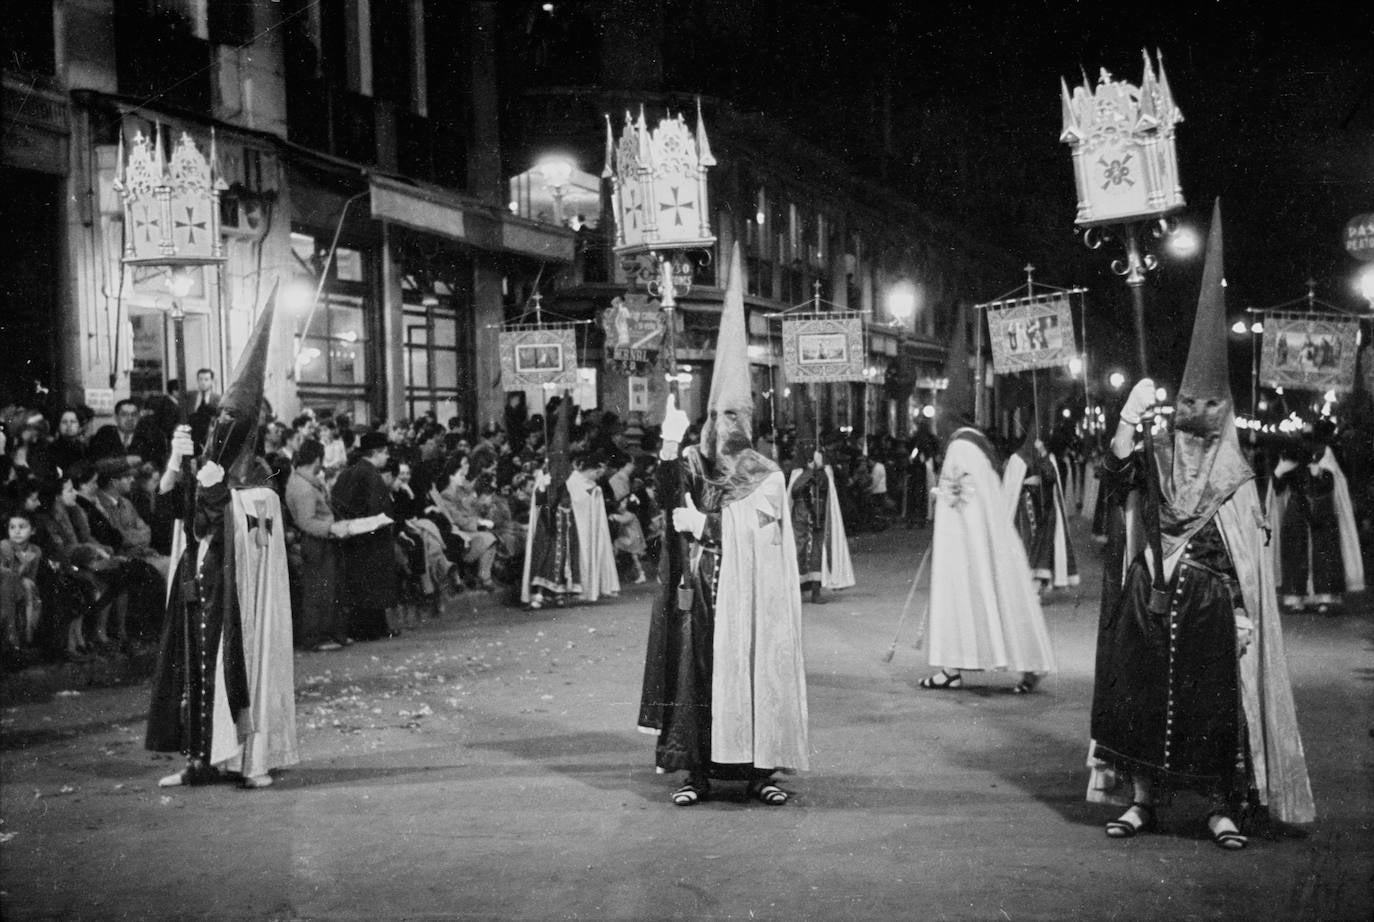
[747,780,789,805]
[1105,802,1157,838]
[1205,812,1248,850]
[919,669,963,690]
[671,779,709,806]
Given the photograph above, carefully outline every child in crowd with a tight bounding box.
[1,510,43,650]
[611,493,648,584]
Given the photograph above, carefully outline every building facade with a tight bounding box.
[5,0,1013,441]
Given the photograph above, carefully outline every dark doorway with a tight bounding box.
[0,168,62,408]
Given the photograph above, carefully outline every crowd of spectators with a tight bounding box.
[2,382,929,671]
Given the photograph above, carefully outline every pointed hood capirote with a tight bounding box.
[702,242,754,450]
[937,302,976,443]
[546,390,573,494]
[206,279,278,483]
[1154,200,1253,557]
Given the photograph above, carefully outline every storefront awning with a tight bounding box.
[368,174,575,263]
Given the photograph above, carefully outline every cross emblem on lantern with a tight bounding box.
[627,188,643,229]
[134,206,159,243]
[175,205,207,244]
[658,186,695,227]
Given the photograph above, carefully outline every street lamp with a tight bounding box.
[1356,263,1374,307]
[1167,225,1201,259]
[535,155,575,226]
[1108,371,1126,391]
[885,281,918,326]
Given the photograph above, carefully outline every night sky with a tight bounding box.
[702,0,1374,390]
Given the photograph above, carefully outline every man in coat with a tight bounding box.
[331,431,398,640]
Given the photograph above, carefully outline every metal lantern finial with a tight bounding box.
[606,101,717,257]
[1060,49,1185,227]
[114,120,227,266]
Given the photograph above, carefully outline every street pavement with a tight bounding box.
[1,516,1371,922]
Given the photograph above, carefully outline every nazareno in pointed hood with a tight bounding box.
[700,241,754,455]
[1154,199,1253,555]
[205,279,278,484]
[546,390,573,493]
[937,302,976,443]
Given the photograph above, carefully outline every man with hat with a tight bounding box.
[331,429,400,640]
[1087,203,1314,848]
[146,284,300,790]
[920,304,1054,694]
[638,244,810,807]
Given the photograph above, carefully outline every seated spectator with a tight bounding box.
[89,398,168,467]
[51,408,88,475]
[35,475,125,660]
[1,508,43,655]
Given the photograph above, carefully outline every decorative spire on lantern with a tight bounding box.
[114,122,228,266]
[1060,50,1184,227]
[606,100,717,256]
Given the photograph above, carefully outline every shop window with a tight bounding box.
[403,294,469,422]
[295,292,369,386]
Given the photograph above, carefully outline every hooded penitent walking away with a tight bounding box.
[1087,202,1315,849]
[920,304,1055,694]
[638,243,809,806]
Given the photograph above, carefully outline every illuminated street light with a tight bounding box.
[1108,371,1126,390]
[1068,356,1083,377]
[1357,263,1374,306]
[885,281,918,324]
[1167,225,1200,259]
[535,155,575,225]
[1251,321,1264,334]
[1231,319,1247,334]
[283,279,316,316]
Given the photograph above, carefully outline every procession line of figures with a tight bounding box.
[143,229,1327,853]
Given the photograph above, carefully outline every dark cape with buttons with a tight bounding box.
[145,479,250,760]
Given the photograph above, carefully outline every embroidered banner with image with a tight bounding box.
[986,297,1078,374]
[782,315,865,383]
[499,327,579,389]
[1259,316,1359,393]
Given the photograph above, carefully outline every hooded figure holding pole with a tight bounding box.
[521,392,581,608]
[146,283,299,789]
[637,243,809,806]
[1088,202,1315,849]
[786,400,855,603]
[919,303,1055,693]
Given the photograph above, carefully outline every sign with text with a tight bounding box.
[987,297,1078,374]
[782,314,865,383]
[600,293,666,375]
[1259,315,1359,393]
[499,327,578,389]
[1345,213,1374,261]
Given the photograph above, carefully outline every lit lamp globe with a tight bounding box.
[1108,371,1126,390]
[885,282,918,324]
[1068,356,1084,377]
[536,156,574,189]
[283,279,316,316]
[1357,263,1374,306]
[1167,226,1200,259]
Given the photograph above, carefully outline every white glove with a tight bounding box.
[660,392,690,445]
[168,425,194,464]
[196,461,225,489]
[1274,458,1298,478]
[1235,611,1255,654]
[1119,378,1157,426]
[672,492,707,539]
[534,470,552,491]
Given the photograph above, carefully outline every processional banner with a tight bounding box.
[499,327,579,389]
[781,315,865,384]
[600,293,666,375]
[986,297,1078,374]
[1259,316,1359,393]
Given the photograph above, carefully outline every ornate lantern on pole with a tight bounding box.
[1061,50,1184,376]
[113,123,228,403]
[603,100,717,393]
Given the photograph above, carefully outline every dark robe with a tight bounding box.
[526,482,581,597]
[787,465,826,583]
[1090,451,1248,806]
[637,446,773,781]
[145,480,251,763]
[1273,465,1344,597]
[331,458,396,638]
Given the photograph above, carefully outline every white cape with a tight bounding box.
[211,487,299,776]
[712,470,810,770]
[566,471,619,602]
[820,465,855,589]
[927,431,1055,673]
